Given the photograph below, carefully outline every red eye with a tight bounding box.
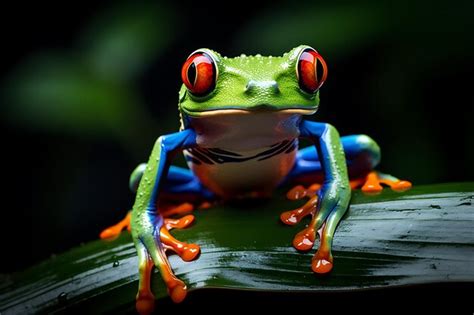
[181,52,216,96]
[297,48,328,94]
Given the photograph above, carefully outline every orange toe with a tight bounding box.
[391,180,412,191]
[286,185,307,200]
[168,281,187,303]
[99,227,120,239]
[293,227,315,251]
[100,212,131,240]
[286,184,320,200]
[361,172,383,193]
[280,209,302,225]
[281,195,318,226]
[135,293,155,315]
[181,243,200,261]
[164,215,195,230]
[357,171,412,194]
[160,225,200,261]
[311,258,333,274]
[361,182,383,193]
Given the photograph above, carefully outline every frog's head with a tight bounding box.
[178,45,327,119]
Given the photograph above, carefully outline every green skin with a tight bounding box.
[130,45,351,309]
[178,47,320,116]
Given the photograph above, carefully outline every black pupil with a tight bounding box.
[187,62,197,86]
[315,57,323,83]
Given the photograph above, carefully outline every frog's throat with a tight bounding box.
[182,107,317,118]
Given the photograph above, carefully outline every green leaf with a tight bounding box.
[1,183,473,313]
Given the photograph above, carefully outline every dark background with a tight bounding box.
[0,0,473,273]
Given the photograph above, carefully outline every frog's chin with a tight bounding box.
[183,106,317,118]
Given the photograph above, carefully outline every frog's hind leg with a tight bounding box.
[281,134,381,225]
[100,165,215,239]
[344,135,411,192]
[288,135,380,181]
[359,171,412,193]
[286,134,411,194]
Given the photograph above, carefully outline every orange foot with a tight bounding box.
[281,184,319,248]
[280,183,321,227]
[281,187,321,250]
[352,171,412,194]
[280,189,335,274]
[281,171,412,275]
[100,211,132,240]
[160,215,200,261]
[100,202,197,240]
[100,202,204,315]
[135,214,200,315]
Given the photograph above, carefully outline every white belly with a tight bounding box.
[184,111,302,197]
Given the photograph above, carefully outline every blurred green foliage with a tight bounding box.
[0,0,472,272]
[2,2,176,152]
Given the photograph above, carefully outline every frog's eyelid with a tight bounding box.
[294,46,316,72]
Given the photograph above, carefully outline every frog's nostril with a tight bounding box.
[245,80,257,92]
[269,81,280,92]
[245,80,280,94]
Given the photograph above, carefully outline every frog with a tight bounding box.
[100,45,412,315]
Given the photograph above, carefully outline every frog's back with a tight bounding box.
[184,112,302,197]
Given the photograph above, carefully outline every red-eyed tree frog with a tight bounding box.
[100,45,412,314]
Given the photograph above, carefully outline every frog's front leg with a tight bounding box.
[287,120,351,273]
[131,129,200,315]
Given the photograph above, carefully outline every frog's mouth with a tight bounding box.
[183,105,317,117]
